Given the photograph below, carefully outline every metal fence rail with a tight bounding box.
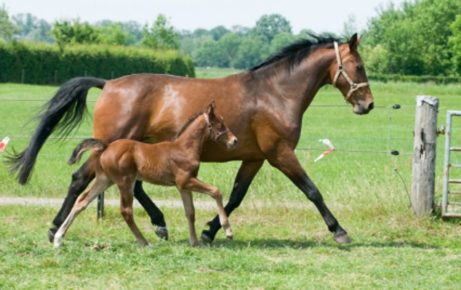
[442,110,461,217]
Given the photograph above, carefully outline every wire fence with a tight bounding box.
[0,97,414,157]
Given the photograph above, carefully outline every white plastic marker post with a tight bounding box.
[0,136,10,152]
[314,138,335,162]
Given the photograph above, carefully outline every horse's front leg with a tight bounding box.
[183,178,233,240]
[201,160,263,243]
[268,147,351,244]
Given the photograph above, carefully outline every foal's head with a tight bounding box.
[329,33,374,115]
[204,102,238,150]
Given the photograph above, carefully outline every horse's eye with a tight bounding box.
[356,64,364,71]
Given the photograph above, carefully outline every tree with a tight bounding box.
[142,14,180,50]
[12,13,53,43]
[449,15,461,74]
[96,21,134,46]
[210,25,230,41]
[0,6,17,41]
[253,14,292,43]
[218,33,241,64]
[268,32,295,56]
[233,36,268,69]
[364,0,461,76]
[194,39,229,67]
[51,20,100,49]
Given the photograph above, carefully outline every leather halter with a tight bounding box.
[332,42,369,100]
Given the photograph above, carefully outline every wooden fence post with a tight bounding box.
[411,96,438,216]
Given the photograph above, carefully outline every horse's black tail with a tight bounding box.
[6,77,106,185]
[68,138,107,165]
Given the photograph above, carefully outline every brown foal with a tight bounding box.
[53,103,238,247]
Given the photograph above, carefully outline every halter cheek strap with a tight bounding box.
[332,42,369,100]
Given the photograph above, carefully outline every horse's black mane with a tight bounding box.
[175,111,204,139]
[250,34,341,71]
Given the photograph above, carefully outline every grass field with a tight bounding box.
[1,68,461,289]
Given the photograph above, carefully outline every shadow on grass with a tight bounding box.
[209,238,441,251]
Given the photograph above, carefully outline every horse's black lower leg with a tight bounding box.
[201,160,263,242]
[270,150,350,243]
[48,160,95,242]
[289,172,350,243]
[133,181,168,240]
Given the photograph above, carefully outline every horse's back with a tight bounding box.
[91,72,265,162]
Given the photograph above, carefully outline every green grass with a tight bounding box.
[1,68,461,289]
[1,205,460,289]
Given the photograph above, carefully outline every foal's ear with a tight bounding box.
[348,33,360,51]
[207,101,217,118]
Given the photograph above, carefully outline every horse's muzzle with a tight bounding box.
[353,101,374,115]
[227,137,238,150]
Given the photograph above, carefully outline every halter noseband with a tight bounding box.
[332,41,369,100]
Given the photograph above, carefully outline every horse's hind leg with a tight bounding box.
[119,183,149,246]
[53,175,111,247]
[133,181,168,240]
[179,190,199,246]
[49,157,96,243]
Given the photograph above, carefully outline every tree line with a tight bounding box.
[1,0,461,77]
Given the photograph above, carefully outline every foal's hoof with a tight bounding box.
[334,233,351,244]
[200,231,213,245]
[154,226,169,240]
[48,227,58,243]
[226,235,233,240]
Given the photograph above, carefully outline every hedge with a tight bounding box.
[0,41,195,84]
[368,73,461,84]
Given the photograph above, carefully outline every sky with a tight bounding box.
[2,0,407,34]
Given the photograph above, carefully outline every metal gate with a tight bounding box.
[442,110,461,217]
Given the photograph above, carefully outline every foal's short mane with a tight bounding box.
[250,34,341,72]
[175,111,204,139]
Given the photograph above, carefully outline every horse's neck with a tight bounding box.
[175,116,208,156]
[249,48,335,114]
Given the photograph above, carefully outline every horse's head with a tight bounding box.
[330,34,374,115]
[205,102,238,150]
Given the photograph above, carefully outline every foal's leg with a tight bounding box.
[268,147,350,243]
[179,190,199,246]
[183,178,233,240]
[49,158,96,242]
[53,176,111,247]
[202,160,263,242]
[118,183,149,246]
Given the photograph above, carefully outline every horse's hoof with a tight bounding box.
[53,236,63,248]
[48,227,57,243]
[334,233,351,244]
[154,226,169,241]
[226,235,233,240]
[201,231,213,244]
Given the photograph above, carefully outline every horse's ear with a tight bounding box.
[348,33,360,51]
[207,101,217,119]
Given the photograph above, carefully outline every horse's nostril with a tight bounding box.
[368,102,374,111]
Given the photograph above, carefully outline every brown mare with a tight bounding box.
[9,34,374,244]
[53,103,237,247]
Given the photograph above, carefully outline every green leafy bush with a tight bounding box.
[0,41,194,84]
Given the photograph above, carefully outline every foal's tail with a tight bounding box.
[68,138,107,165]
[6,77,106,184]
